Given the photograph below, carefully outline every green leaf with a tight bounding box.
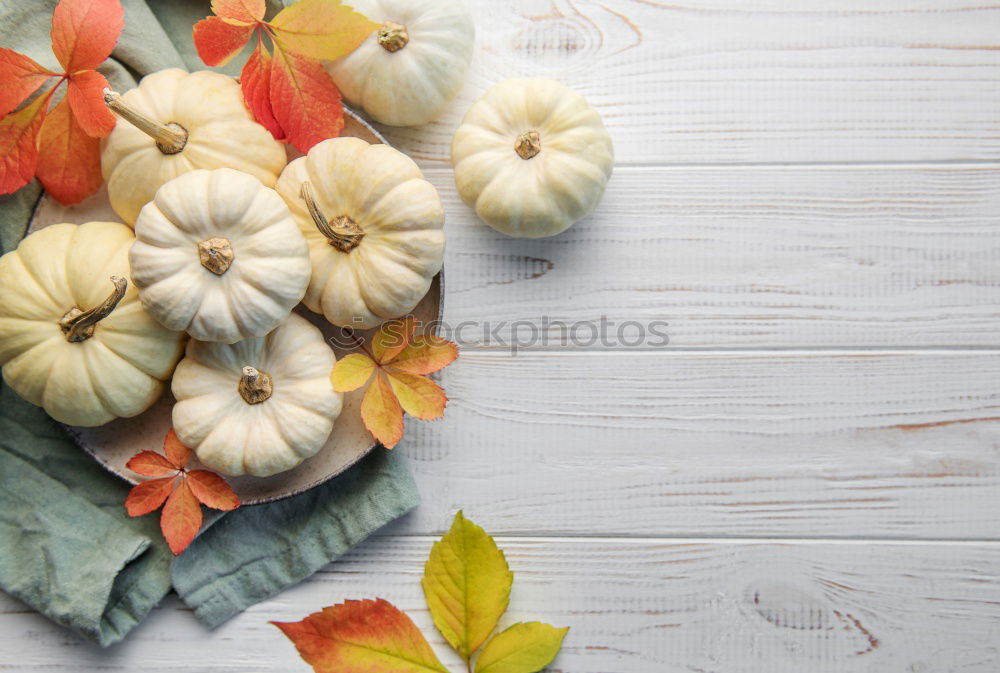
[422,511,513,660]
[475,623,569,673]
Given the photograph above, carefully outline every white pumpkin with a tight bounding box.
[275,137,445,329]
[171,313,342,477]
[101,68,287,225]
[130,168,311,344]
[0,222,186,426]
[452,78,614,238]
[326,0,474,126]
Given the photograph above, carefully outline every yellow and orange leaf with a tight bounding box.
[422,511,513,660]
[0,92,52,195]
[385,371,447,420]
[124,477,176,517]
[193,16,256,67]
[240,41,284,139]
[160,478,202,555]
[125,450,178,477]
[163,428,192,469]
[212,0,265,24]
[331,353,376,392]
[389,335,459,376]
[187,470,240,511]
[361,371,404,449]
[0,49,53,118]
[273,598,450,673]
[50,0,124,72]
[66,70,115,137]
[269,0,378,62]
[269,43,344,152]
[474,622,569,673]
[372,318,416,364]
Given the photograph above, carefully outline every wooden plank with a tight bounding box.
[426,165,1000,348]
[4,537,1000,672]
[388,350,1000,539]
[377,0,1000,166]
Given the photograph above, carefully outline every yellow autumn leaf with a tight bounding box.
[372,317,416,363]
[386,371,447,420]
[269,0,379,62]
[475,622,569,673]
[331,352,376,392]
[361,371,404,448]
[422,511,513,661]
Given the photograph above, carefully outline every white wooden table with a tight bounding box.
[4,1,1000,670]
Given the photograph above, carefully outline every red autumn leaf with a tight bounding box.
[161,478,203,555]
[35,97,103,205]
[163,428,192,469]
[66,69,115,137]
[0,49,54,118]
[124,477,176,517]
[193,16,256,67]
[269,43,343,153]
[0,91,52,195]
[212,0,265,24]
[240,40,284,139]
[187,470,240,511]
[50,0,124,72]
[273,599,450,673]
[125,450,179,477]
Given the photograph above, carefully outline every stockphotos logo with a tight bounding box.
[329,316,670,355]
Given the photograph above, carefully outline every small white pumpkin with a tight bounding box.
[275,137,445,329]
[130,168,311,344]
[452,79,614,238]
[101,68,287,225]
[0,222,186,426]
[171,312,342,477]
[326,0,474,126]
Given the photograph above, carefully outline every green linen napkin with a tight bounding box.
[0,0,419,647]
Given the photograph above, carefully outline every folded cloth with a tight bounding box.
[0,0,419,646]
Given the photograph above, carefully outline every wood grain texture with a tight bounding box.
[3,537,999,672]
[386,350,1000,539]
[376,0,1000,166]
[427,165,1000,348]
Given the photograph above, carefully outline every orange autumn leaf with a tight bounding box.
[125,429,239,555]
[35,97,103,205]
[161,479,202,556]
[331,320,458,449]
[272,599,450,673]
[192,0,375,152]
[0,0,123,203]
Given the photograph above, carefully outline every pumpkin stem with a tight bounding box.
[198,237,235,275]
[515,130,541,160]
[103,88,188,155]
[238,366,273,404]
[299,181,365,253]
[377,21,409,52]
[59,276,128,343]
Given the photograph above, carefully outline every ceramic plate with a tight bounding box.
[27,108,443,505]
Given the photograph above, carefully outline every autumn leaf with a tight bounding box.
[124,429,239,555]
[0,0,124,203]
[192,0,377,152]
[422,511,513,662]
[331,318,458,449]
[273,599,450,673]
[474,623,569,673]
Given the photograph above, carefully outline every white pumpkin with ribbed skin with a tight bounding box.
[0,222,185,426]
[452,79,614,238]
[171,313,341,477]
[275,137,445,329]
[130,168,310,344]
[326,0,474,126]
[101,68,287,225]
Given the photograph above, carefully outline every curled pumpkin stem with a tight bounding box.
[299,181,365,253]
[103,88,188,155]
[59,276,128,343]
